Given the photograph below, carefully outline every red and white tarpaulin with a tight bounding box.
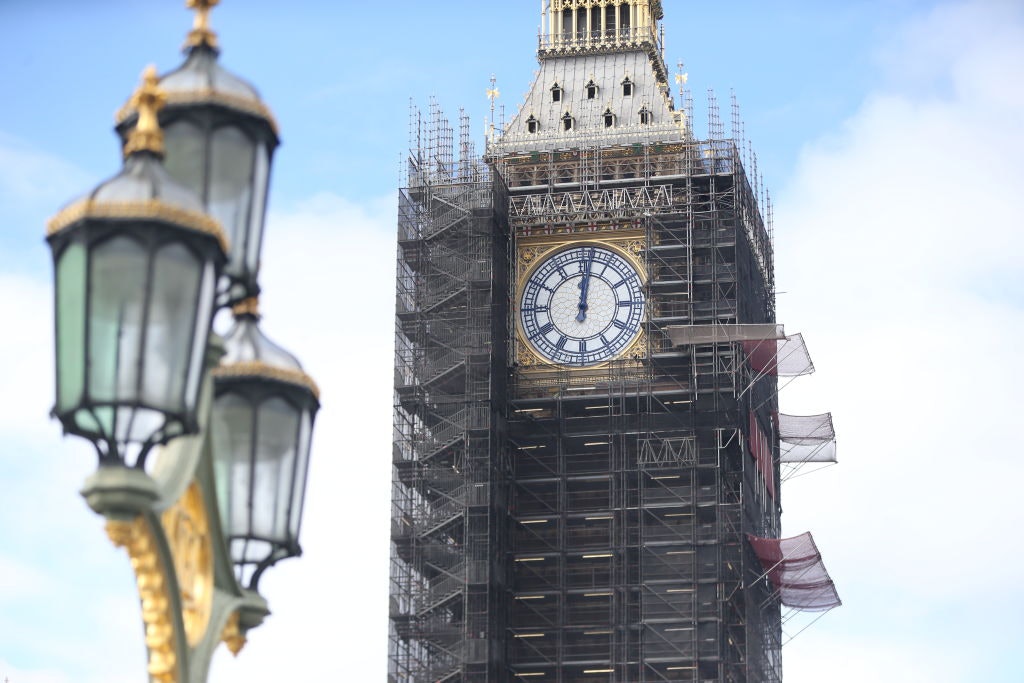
[747,532,841,611]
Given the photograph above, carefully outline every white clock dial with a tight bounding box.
[520,245,645,366]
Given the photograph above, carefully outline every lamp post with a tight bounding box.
[46,3,317,682]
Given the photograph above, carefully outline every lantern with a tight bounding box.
[48,67,226,467]
[210,299,319,588]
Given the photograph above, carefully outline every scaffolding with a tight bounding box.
[389,102,510,683]
[390,6,840,680]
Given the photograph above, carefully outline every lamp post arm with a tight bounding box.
[82,336,271,683]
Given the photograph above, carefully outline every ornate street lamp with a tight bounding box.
[48,66,226,469]
[47,4,319,682]
[211,297,320,590]
[116,0,279,306]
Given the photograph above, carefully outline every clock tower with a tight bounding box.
[389,3,839,682]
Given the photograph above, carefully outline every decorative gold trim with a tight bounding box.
[117,90,279,136]
[515,232,646,283]
[184,0,220,50]
[47,199,228,253]
[161,481,214,648]
[221,611,247,656]
[106,517,178,683]
[515,220,644,239]
[231,297,260,318]
[212,360,321,400]
[124,66,167,158]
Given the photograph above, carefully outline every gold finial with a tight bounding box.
[185,0,220,50]
[486,74,500,143]
[232,296,260,318]
[221,611,247,656]
[124,66,167,158]
[674,63,689,87]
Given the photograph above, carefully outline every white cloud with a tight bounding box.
[775,1,1024,679]
[0,135,95,215]
[0,274,56,443]
[209,192,397,681]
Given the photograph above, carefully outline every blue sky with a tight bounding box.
[2,1,1023,682]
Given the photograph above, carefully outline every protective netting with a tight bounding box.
[748,532,841,611]
[778,413,837,464]
[666,323,785,346]
[742,333,814,377]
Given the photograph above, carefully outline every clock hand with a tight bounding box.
[576,248,594,322]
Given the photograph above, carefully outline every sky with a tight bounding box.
[1,1,1022,681]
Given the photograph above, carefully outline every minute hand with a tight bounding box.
[576,250,594,322]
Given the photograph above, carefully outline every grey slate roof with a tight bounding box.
[493,49,687,154]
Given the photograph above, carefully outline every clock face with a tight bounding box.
[520,245,645,366]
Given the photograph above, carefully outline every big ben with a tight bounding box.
[389,3,839,682]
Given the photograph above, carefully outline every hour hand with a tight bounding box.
[576,249,594,322]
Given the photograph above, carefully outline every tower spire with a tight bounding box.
[538,1,669,87]
[486,74,500,143]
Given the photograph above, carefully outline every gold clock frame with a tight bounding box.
[514,231,649,371]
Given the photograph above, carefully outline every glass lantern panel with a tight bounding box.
[73,408,101,435]
[163,120,207,201]
[209,127,255,277]
[211,391,255,542]
[253,396,300,540]
[56,242,87,413]
[289,407,313,539]
[184,260,217,414]
[230,538,273,572]
[246,143,270,278]
[115,405,164,445]
[88,236,148,425]
[159,118,205,200]
[142,242,201,412]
